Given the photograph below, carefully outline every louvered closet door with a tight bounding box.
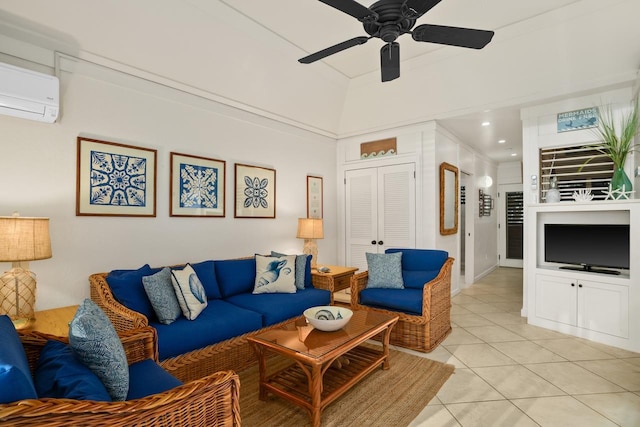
[346,163,416,272]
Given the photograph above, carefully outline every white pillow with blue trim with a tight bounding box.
[254,254,296,294]
[170,264,208,320]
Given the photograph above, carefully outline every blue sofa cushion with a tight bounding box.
[0,315,37,404]
[126,359,183,400]
[385,249,448,289]
[226,288,330,326]
[303,255,313,288]
[35,340,112,401]
[191,260,222,299]
[215,258,256,298]
[107,264,156,320]
[359,288,423,315]
[152,299,263,360]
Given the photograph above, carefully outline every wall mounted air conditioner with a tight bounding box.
[0,62,59,123]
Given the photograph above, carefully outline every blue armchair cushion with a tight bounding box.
[143,267,182,325]
[152,299,263,360]
[226,288,330,326]
[271,251,310,290]
[191,260,222,299]
[0,315,37,404]
[69,299,129,401]
[385,249,448,289]
[107,264,156,320]
[359,288,423,315]
[215,258,256,298]
[365,252,404,289]
[35,340,112,401]
[126,359,182,400]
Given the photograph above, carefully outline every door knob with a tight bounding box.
[371,240,377,245]
[378,240,384,245]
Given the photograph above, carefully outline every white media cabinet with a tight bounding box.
[526,200,639,352]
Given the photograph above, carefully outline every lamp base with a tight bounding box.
[302,239,319,268]
[0,267,36,330]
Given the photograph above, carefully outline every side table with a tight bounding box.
[311,266,358,306]
[24,305,78,337]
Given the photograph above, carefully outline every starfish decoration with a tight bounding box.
[602,184,635,200]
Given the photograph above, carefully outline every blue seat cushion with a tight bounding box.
[127,359,182,400]
[225,288,330,326]
[359,288,423,315]
[385,249,448,289]
[191,260,222,299]
[107,264,156,320]
[152,299,263,360]
[35,340,112,401]
[0,315,37,404]
[214,258,256,298]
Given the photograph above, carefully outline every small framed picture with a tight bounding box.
[76,137,157,217]
[234,163,276,218]
[307,176,323,219]
[170,152,226,217]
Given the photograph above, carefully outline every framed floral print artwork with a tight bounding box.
[170,152,226,217]
[234,163,276,218]
[76,137,157,216]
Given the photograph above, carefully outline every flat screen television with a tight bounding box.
[544,224,630,275]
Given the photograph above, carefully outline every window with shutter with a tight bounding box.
[539,145,614,201]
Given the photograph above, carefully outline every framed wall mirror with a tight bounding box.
[440,162,459,235]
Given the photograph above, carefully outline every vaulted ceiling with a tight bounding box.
[1,0,638,162]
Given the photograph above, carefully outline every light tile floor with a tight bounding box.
[404,267,640,427]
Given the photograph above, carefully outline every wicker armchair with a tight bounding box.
[351,253,454,353]
[0,327,241,427]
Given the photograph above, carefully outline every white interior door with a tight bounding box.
[498,184,524,268]
[345,168,378,271]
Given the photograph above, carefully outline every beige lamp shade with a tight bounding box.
[0,216,52,262]
[296,218,324,240]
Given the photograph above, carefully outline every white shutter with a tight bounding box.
[345,169,377,270]
[379,164,416,252]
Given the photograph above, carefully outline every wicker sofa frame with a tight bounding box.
[90,271,323,382]
[350,257,454,353]
[0,327,240,427]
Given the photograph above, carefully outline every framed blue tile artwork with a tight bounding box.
[170,152,226,217]
[234,163,276,218]
[76,137,156,216]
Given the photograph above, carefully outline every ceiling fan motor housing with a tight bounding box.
[363,0,417,42]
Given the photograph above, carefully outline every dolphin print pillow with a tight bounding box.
[253,254,296,294]
[170,264,208,320]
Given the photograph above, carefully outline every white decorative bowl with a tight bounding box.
[303,306,353,332]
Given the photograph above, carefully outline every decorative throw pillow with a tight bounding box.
[366,252,405,289]
[271,251,309,290]
[0,315,38,404]
[253,254,296,294]
[142,267,182,325]
[68,299,129,401]
[170,264,208,320]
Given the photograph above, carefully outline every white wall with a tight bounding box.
[0,54,338,311]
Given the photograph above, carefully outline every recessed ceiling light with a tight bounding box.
[498,139,506,144]
[511,153,517,157]
[481,121,491,127]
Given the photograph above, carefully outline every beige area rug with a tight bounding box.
[239,346,455,427]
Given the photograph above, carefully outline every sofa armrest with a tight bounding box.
[120,326,159,364]
[350,271,369,308]
[421,257,454,319]
[90,272,149,332]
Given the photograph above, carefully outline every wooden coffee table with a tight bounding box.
[248,310,398,427]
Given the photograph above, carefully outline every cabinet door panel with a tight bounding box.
[378,163,416,252]
[346,168,378,270]
[578,280,629,338]
[535,275,577,326]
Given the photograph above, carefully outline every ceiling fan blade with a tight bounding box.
[318,0,378,23]
[299,36,370,64]
[402,0,442,19]
[380,42,400,82]
[412,24,494,49]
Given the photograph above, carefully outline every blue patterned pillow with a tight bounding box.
[254,255,296,294]
[142,267,182,325]
[171,264,208,320]
[366,252,404,289]
[271,251,309,290]
[68,299,129,401]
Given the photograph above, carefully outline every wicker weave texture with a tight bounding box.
[351,257,454,352]
[0,329,241,427]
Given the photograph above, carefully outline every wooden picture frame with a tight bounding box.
[307,175,323,219]
[76,137,156,217]
[234,163,276,218]
[170,152,226,217]
[439,162,459,235]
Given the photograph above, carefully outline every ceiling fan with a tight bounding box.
[299,0,495,82]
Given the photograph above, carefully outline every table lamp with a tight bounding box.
[296,218,323,268]
[0,213,52,329]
